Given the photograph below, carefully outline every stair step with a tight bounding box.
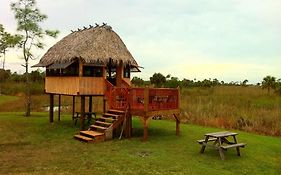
[74,134,93,142]
[80,130,104,138]
[99,117,116,122]
[108,109,125,114]
[103,113,120,118]
[90,124,108,130]
[95,121,112,126]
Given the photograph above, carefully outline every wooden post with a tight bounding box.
[80,96,85,131]
[125,114,132,138]
[58,94,61,121]
[173,114,180,136]
[143,118,148,141]
[89,96,92,113]
[177,86,180,110]
[49,94,54,123]
[116,61,123,87]
[72,96,75,121]
[103,97,107,113]
[144,87,149,113]
[141,117,150,141]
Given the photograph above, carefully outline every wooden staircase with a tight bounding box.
[74,109,126,143]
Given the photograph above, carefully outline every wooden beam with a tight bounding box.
[144,87,149,112]
[103,97,107,113]
[89,96,92,113]
[174,114,180,136]
[177,86,180,110]
[49,94,54,123]
[125,114,132,138]
[140,116,151,142]
[58,94,61,121]
[80,96,85,131]
[72,96,75,121]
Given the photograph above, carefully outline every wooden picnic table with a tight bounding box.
[73,112,96,126]
[197,131,246,160]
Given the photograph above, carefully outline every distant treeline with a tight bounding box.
[0,69,44,95]
[0,69,44,83]
[132,73,281,95]
[0,69,280,95]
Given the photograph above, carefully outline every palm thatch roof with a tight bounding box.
[35,24,139,67]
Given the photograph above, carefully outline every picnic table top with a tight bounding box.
[205,131,238,138]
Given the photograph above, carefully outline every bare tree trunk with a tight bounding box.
[25,61,31,117]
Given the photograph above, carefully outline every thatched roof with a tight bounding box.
[36,24,139,67]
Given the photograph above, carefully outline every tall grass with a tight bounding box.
[0,85,280,137]
[180,86,281,136]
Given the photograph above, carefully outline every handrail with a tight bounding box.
[119,105,130,139]
[105,84,179,112]
[121,79,131,88]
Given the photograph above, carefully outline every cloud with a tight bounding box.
[0,0,280,83]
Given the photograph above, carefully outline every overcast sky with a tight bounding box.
[1,0,281,83]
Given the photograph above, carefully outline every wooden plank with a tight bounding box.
[79,77,105,95]
[108,109,125,114]
[74,134,93,142]
[144,87,149,112]
[80,96,85,131]
[103,113,119,118]
[49,94,54,123]
[80,130,104,137]
[221,143,246,149]
[45,77,106,95]
[90,125,107,130]
[197,138,217,144]
[99,117,116,122]
[205,131,238,137]
[72,96,75,120]
[58,94,61,121]
[45,77,79,95]
[95,121,112,126]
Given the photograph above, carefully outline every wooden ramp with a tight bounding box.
[74,109,126,143]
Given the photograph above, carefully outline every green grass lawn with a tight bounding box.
[0,95,18,105]
[0,113,281,175]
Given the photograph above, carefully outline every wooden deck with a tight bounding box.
[105,85,181,141]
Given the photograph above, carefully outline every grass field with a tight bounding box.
[181,86,281,136]
[0,112,281,174]
[0,85,280,137]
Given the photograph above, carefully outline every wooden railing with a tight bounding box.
[106,86,179,112]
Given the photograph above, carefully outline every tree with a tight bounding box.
[241,79,248,87]
[131,76,145,87]
[275,79,281,95]
[165,76,180,88]
[11,0,59,116]
[0,24,22,69]
[150,73,166,88]
[262,75,276,94]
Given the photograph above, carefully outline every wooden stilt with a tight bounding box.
[174,114,180,136]
[103,97,106,113]
[124,114,132,138]
[58,94,61,121]
[49,94,54,123]
[72,96,75,121]
[80,96,85,131]
[89,96,92,113]
[142,117,150,141]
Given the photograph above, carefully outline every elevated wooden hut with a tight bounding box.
[34,24,180,142]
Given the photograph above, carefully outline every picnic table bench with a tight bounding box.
[197,131,246,160]
[73,112,96,126]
